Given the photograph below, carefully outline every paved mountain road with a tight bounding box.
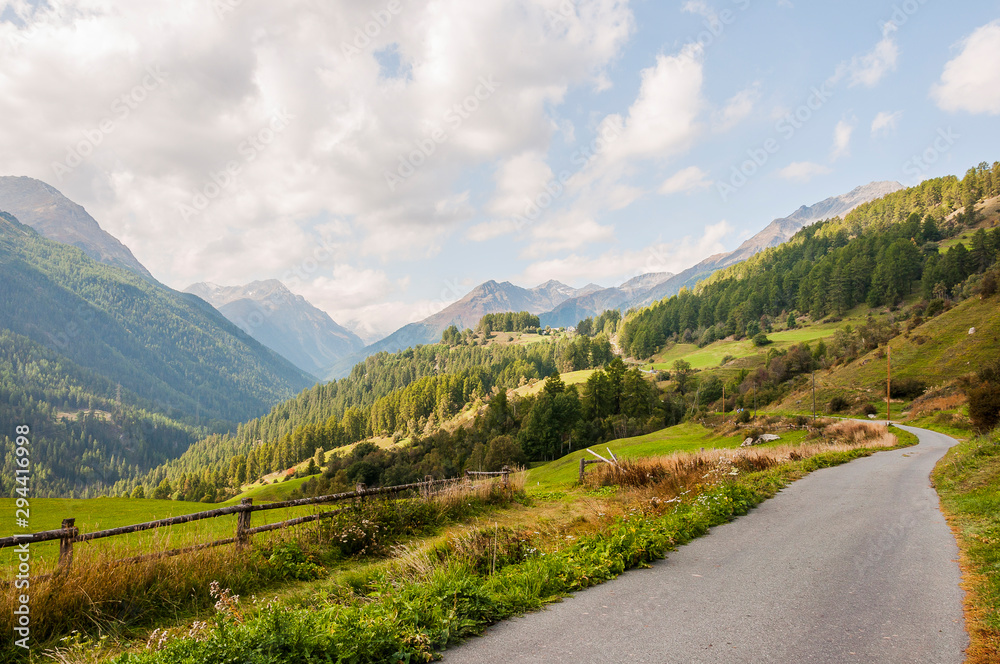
[442,425,967,663]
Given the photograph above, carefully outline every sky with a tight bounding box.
[1,0,999,343]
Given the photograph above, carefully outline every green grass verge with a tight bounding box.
[102,443,906,664]
[527,422,809,490]
[932,429,1000,663]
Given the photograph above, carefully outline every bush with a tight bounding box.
[736,410,751,424]
[967,360,1000,433]
[752,333,772,347]
[926,298,945,317]
[981,270,998,298]
[861,403,878,416]
[966,386,1000,433]
[890,378,927,400]
[828,396,850,413]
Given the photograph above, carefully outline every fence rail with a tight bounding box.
[1,468,511,580]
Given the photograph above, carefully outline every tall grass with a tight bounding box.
[585,420,898,495]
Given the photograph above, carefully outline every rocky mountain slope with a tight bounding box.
[186,280,364,378]
[0,176,153,278]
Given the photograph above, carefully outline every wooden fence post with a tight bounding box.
[464,470,472,487]
[423,475,433,498]
[355,483,366,508]
[579,458,586,484]
[58,518,77,571]
[501,466,510,488]
[235,498,252,550]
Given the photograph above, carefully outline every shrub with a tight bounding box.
[926,298,945,317]
[828,396,850,413]
[890,378,927,400]
[752,333,772,347]
[967,360,1000,433]
[861,403,878,416]
[736,410,751,424]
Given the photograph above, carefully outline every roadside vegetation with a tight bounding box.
[933,427,1000,664]
[4,420,911,663]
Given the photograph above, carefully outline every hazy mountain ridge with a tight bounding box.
[539,272,674,328]
[185,280,364,378]
[623,180,905,310]
[325,279,602,378]
[0,176,153,279]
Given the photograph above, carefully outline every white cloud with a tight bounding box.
[485,151,554,219]
[830,117,855,161]
[778,161,831,182]
[842,25,899,88]
[0,0,634,295]
[713,83,760,132]
[521,213,615,259]
[681,0,717,23]
[659,166,712,195]
[591,45,705,173]
[519,220,732,286]
[932,20,1000,115]
[870,110,902,137]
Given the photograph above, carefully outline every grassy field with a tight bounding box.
[773,295,1000,416]
[932,429,1000,664]
[642,320,845,371]
[0,494,343,577]
[512,369,596,397]
[527,421,809,489]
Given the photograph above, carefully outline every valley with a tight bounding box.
[2,162,999,662]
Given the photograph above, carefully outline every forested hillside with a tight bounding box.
[134,330,637,501]
[619,165,1000,359]
[0,212,314,496]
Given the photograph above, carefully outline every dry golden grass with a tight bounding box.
[586,421,896,497]
[908,391,967,417]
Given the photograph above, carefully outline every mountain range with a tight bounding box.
[0,175,904,386]
[185,280,365,378]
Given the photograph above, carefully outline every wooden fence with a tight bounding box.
[1,468,511,580]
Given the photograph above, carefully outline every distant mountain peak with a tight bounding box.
[186,280,363,378]
[0,175,153,279]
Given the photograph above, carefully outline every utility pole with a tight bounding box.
[887,345,892,425]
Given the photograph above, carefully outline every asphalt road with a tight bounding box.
[441,425,968,664]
